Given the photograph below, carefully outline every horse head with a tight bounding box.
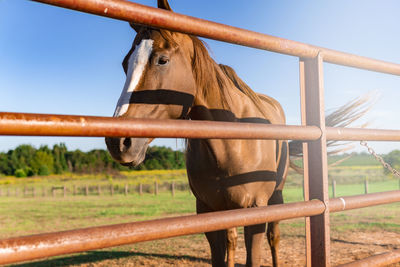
[105,0,197,166]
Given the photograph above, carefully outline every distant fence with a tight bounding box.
[1,178,400,198]
[0,181,190,197]
[1,0,400,266]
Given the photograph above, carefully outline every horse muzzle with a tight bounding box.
[105,137,149,166]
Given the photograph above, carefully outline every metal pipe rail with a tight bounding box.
[0,112,321,140]
[337,249,400,267]
[31,0,400,76]
[2,112,400,142]
[1,190,399,265]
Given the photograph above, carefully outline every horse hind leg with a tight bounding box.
[227,227,237,267]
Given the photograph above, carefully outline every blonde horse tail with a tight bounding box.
[288,93,376,172]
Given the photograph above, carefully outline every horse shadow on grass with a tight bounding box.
[10,251,211,267]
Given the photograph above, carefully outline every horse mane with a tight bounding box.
[157,29,274,118]
[189,35,232,109]
[218,64,273,118]
[189,35,278,119]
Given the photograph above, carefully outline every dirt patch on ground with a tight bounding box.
[20,225,399,267]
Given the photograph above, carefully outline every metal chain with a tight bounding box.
[360,141,400,178]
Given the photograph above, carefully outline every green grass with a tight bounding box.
[0,167,399,240]
[1,179,398,239]
[331,179,399,197]
[283,177,399,202]
[330,202,400,233]
[283,178,400,234]
[328,153,381,166]
[0,191,196,239]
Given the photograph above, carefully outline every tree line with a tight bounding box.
[2,143,400,178]
[0,144,185,177]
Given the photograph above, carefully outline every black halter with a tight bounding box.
[130,89,194,119]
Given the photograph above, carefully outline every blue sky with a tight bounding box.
[1,0,400,154]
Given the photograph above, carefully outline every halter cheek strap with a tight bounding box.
[130,89,194,119]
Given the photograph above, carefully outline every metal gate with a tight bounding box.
[1,1,400,266]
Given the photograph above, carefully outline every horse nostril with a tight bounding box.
[123,137,132,149]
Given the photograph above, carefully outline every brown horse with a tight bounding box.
[106,1,369,266]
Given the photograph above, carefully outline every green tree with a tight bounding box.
[9,145,36,175]
[0,144,185,177]
[139,146,185,170]
[65,149,86,173]
[14,169,27,178]
[52,143,68,174]
[0,153,12,175]
[30,148,54,176]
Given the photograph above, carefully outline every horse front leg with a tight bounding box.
[244,223,266,267]
[205,230,227,267]
[227,227,237,267]
[196,199,227,267]
[267,189,284,267]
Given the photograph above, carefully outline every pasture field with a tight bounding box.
[1,167,400,266]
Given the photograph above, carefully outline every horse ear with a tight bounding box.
[130,1,172,32]
[129,22,143,33]
[158,0,173,11]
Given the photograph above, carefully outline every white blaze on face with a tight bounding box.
[113,39,154,117]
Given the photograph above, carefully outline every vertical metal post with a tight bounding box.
[300,54,331,267]
[300,62,312,267]
[139,183,143,196]
[171,181,175,197]
[364,178,369,194]
[125,184,128,195]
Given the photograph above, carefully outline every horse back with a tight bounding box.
[257,93,286,125]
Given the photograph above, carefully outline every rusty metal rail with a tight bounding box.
[31,0,400,76]
[0,112,321,140]
[337,249,400,267]
[1,191,399,265]
[2,112,400,142]
[329,190,400,212]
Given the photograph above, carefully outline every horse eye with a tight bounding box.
[156,55,169,66]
